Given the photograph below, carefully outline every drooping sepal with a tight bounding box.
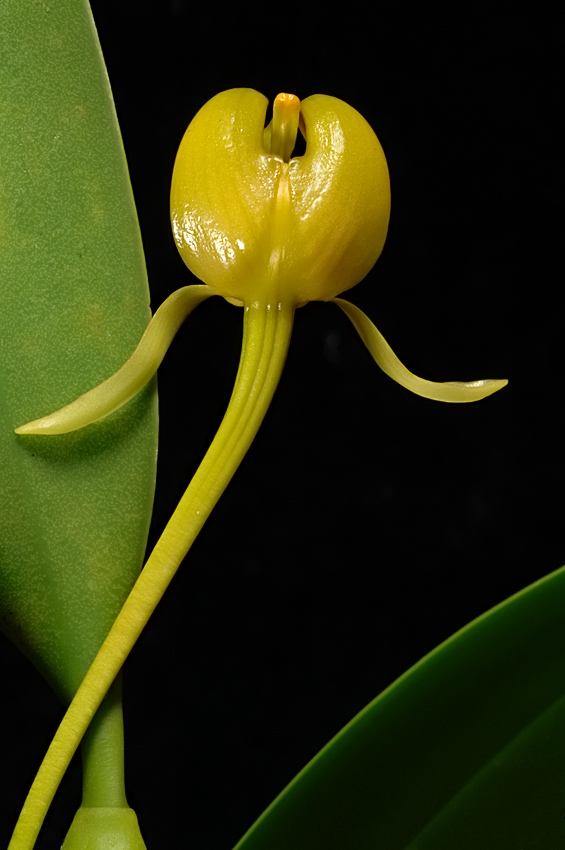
[15,285,214,435]
[334,298,508,402]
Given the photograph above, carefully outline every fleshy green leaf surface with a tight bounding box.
[0,0,158,702]
[234,564,565,849]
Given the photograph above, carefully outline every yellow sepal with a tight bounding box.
[15,285,214,435]
[334,297,508,402]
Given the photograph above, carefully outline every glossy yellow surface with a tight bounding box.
[170,88,391,304]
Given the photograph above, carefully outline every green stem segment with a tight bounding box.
[80,674,128,808]
[9,299,295,850]
[59,676,147,850]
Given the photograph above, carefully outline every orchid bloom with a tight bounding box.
[12,89,506,850]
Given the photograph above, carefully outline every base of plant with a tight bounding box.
[61,806,146,850]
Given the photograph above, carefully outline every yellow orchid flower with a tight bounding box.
[16,88,504,443]
[11,89,507,850]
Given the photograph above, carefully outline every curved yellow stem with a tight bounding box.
[333,297,508,402]
[15,285,214,435]
[8,299,294,850]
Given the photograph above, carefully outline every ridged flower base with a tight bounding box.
[61,807,146,850]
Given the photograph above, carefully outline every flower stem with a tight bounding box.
[9,299,294,850]
[80,674,127,808]
[59,674,147,849]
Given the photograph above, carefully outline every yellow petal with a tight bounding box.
[15,285,214,435]
[170,89,390,305]
[333,298,508,402]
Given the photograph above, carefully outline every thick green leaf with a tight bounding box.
[234,564,565,849]
[0,0,157,703]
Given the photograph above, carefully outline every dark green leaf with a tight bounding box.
[234,564,565,849]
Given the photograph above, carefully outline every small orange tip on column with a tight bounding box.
[270,93,301,162]
[275,92,301,111]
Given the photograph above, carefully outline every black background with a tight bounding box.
[2,2,563,848]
